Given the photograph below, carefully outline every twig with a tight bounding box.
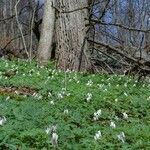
[15,0,29,59]
[1,34,28,51]
[90,19,150,33]
[88,39,141,64]
[29,6,36,63]
[78,37,87,71]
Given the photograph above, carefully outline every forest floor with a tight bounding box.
[0,58,150,150]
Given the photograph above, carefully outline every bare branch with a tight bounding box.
[90,19,150,33]
[88,39,140,64]
[15,0,29,59]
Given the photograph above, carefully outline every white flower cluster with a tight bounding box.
[0,116,6,126]
[117,132,125,143]
[86,93,92,102]
[64,109,69,114]
[57,88,70,99]
[46,125,58,148]
[73,74,80,83]
[110,121,116,128]
[123,112,128,119]
[86,80,93,86]
[94,131,102,140]
[57,93,63,99]
[147,96,150,101]
[93,109,101,121]
[33,92,43,100]
[50,100,54,105]
[97,84,104,89]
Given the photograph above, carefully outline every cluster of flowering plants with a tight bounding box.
[0,58,150,149]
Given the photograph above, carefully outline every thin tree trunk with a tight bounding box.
[37,0,55,64]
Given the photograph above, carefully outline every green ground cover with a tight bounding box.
[0,58,150,149]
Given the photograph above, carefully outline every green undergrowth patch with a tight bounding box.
[0,58,150,149]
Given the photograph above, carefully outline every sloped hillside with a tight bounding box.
[0,58,150,149]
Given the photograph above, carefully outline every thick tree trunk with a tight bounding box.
[55,0,90,71]
[37,0,55,64]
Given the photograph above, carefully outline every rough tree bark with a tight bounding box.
[37,0,55,64]
[55,0,91,71]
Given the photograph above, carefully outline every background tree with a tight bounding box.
[0,0,150,75]
[37,0,55,64]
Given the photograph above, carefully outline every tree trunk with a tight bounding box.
[37,0,55,64]
[55,0,90,71]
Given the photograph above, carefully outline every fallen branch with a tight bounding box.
[88,39,150,79]
[88,39,139,64]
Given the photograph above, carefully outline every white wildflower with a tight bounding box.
[115,98,118,102]
[124,92,128,96]
[110,121,116,128]
[57,93,63,99]
[86,93,92,102]
[40,65,44,69]
[66,69,71,73]
[76,80,80,84]
[104,88,108,92]
[98,84,104,89]
[48,92,52,97]
[0,116,6,126]
[37,95,42,100]
[107,78,111,81]
[93,116,98,121]
[69,79,72,82]
[66,93,71,96]
[23,95,27,98]
[93,109,102,121]
[147,96,150,101]
[37,71,40,76]
[97,109,102,116]
[33,93,38,97]
[51,132,58,148]
[114,116,119,121]
[86,80,93,86]
[124,83,127,87]
[14,91,19,95]
[45,127,51,134]
[50,101,54,105]
[64,109,69,114]
[62,88,66,91]
[6,96,10,101]
[117,132,125,143]
[94,130,102,140]
[123,112,128,119]
[51,125,57,133]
